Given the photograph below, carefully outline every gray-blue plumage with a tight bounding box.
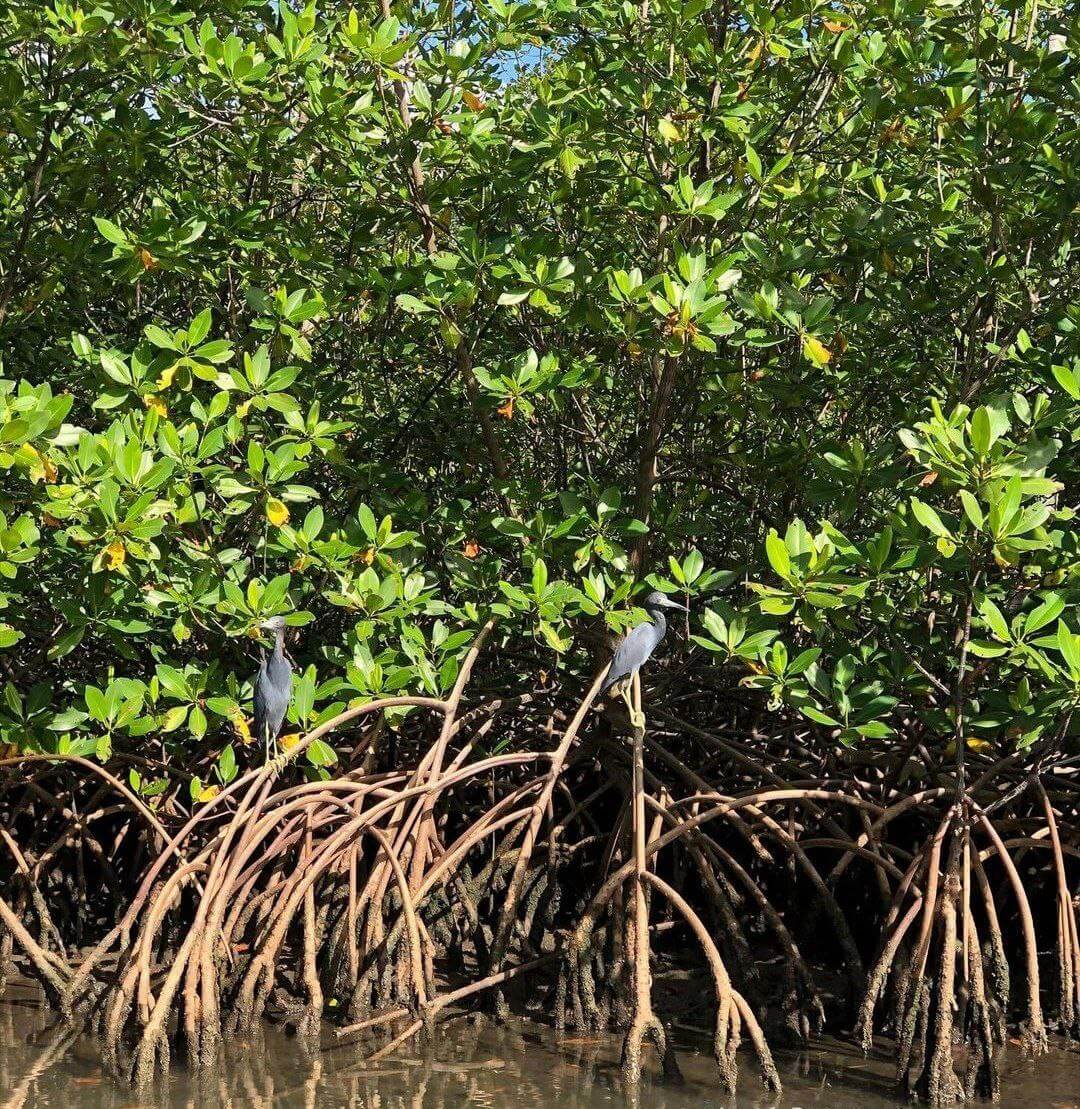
[601,591,687,695]
[252,615,292,747]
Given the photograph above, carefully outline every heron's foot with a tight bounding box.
[619,685,644,731]
[265,753,288,778]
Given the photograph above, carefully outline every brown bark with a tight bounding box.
[629,354,679,572]
[377,0,511,493]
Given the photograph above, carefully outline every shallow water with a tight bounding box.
[1,987,1076,1108]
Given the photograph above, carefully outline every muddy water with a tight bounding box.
[1,987,1076,1108]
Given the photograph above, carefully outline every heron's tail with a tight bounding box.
[600,669,626,696]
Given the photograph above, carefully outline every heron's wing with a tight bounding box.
[252,660,270,742]
[602,622,654,692]
[255,654,293,741]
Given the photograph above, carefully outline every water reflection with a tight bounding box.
[2,985,1077,1108]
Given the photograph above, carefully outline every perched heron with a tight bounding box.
[252,614,292,765]
[601,590,687,727]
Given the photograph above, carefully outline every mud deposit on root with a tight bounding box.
[2,990,1077,1108]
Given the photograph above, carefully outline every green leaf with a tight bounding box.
[801,706,840,727]
[683,549,704,583]
[977,597,1010,641]
[788,648,821,676]
[307,737,337,767]
[970,406,991,456]
[93,217,128,245]
[856,721,892,739]
[1024,594,1064,637]
[909,498,952,539]
[958,490,983,530]
[538,619,569,652]
[532,558,548,597]
[764,530,791,579]
[1055,621,1080,676]
[84,685,107,721]
[189,307,213,345]
[217,742,237,784]
[358,504,377,541]
[395,293,432,314]
[1051,363,1080,399]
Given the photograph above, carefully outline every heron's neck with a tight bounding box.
[272,626,286,658]
[646,606,667,635]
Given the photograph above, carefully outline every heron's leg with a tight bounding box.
[266,747,287,778]
[263,729,286,776]
[619,683,635,725]
[621,675,645,730]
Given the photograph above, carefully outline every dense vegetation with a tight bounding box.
[1,0,1077,1102]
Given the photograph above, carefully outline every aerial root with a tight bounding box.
[856,799,1066,1104]
[0,891,70,1009]
[0,680,1072,1108]
[1038,782,1080,1036]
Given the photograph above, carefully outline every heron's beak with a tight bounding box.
[255,618,284,641]
[656,595,688,611]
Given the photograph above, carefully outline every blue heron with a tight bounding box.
[253,614,292,765]
[602,590,687,727]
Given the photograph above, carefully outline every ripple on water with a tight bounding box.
[2,988,1077,1108]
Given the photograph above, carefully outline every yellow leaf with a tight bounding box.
[462,89,485,112]
[946,737,993,757]
[497,397,515,420]
[197,783,220,803]
[266,498,289,527]
[144,395,167,417]
[657,117,682,143]
[462,539,480,559]
[360,546,376,565]
[280,732,301,751]
[15,443,55,483]
[106,539,126,570]
[823,19,845,33]
[156,362,178,390]
[236,399,252,418]
[802,335,832,365]
[232,714,253,744]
